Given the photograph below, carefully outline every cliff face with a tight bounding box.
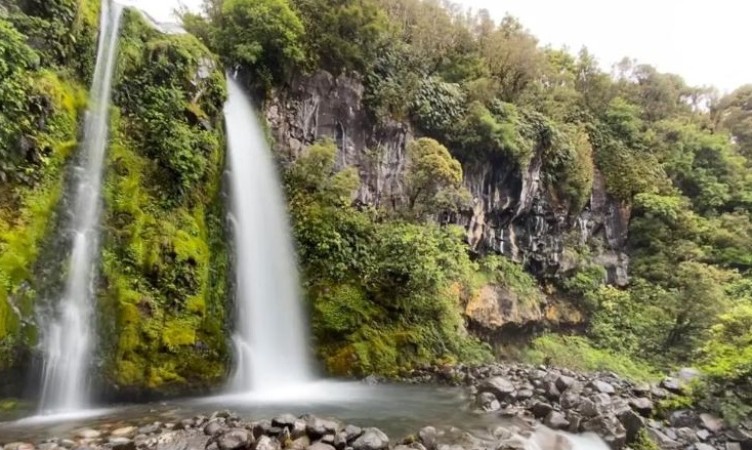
[265,70,630,289]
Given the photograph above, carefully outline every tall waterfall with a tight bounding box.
[224,75,312,393]
[39,1,123,413]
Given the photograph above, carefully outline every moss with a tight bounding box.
[97,10,228,395]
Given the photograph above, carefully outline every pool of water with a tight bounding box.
[0,381,510,443]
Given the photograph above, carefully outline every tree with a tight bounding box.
[404,138,469,220]
[213,0,305,87]
[716,85,752,158]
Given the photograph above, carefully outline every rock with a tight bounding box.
[3,444,34,450]
[617,409,644,444]
[632,383,651,396]
[351,428,389,450]
[650,387,669,399]
[496,438,527,450]
[59,441,75,449]
[581,416,627,450]
[694,444,715,450]
[111,427,138,439]
[418,427,437,450]
[579,398,598,418]
[345,425,364,442]
[696,430,711,441]
[556,376,576,392]
[545,411,570,430]
[305,417,340,438]
[218,429,254,450]
[139,423,162,435]
[566,411,583,434]
[589,380,615,395]
[531,402,554,419]
[700,414,725,433]
[560,391,581,410]
[108,438,135,450]
[273,414,298,429]
[669,410,698,428]
[647,429,680,449]
[544,382,561,400]
[205,420,226,437]
[727,443,743,450]
[38,443,58,450]
[292,420,308,439]
[676,428,699,444]
[516,389,534,400]
[661,377,683,394]
[179,418,195,430]
[592,393,613,414]
[478,392,501,412]
[307,444,336,450]
[478,377,516,400]
[75,430,101,440]
[321,435,336,446]
[255,436,281,450]
[252,421,272,439]
[628,398,653,416]
[725,429,752,450]
[334,432,348,450]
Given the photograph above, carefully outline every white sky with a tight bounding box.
[131,0,751,93]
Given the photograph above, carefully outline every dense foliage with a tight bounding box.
[100,10,228,394]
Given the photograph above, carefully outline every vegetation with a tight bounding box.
[0,0,749,422]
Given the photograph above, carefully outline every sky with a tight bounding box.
[129,0,751,93]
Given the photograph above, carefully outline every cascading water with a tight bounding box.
[224,75,312,394]
[38,0,123,413]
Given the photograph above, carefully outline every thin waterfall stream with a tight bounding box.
[224,75,312,394]
[38,0,124,414]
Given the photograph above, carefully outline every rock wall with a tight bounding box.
[265,70,630,286]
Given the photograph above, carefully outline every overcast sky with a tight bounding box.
[129,0,751,93]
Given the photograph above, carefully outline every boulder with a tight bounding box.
[218,429,254,450]
[531,402,554,419]
[272,414,298,429]
[669,410,698,428]
[305,417,340,438]
[307,444,336,450]
[205,420,226,437]
[556,376,577,392]
[646,429,681,449]
[617,409,644,443]
[478,377,516,400]
[589,380,616,395]
[345,425,363,442]
[111,427,138,439]
[255,436,281,450]
[582,416,627,450]
[418,427,437,450]
[579,398,598,418]
[289,437,312,450]
[351,428,389,450]
[139,423,162,435]
[699,414,725,433]
[676,428,699,444]
[108,438,135,450]
[661,377,683,394]
[545,411,570,430]
[334,433,348,450]
[560,391,581,410]
[628,398,653,417]
[516,389,534,400]
[477,392,501,412]
[694,444,715,450]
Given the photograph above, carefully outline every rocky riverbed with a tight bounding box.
[1,364,750,450]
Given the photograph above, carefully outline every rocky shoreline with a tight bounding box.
[1,364,750,450]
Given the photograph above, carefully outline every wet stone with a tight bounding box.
[272,414,298,429]
[307,443,336,450]
[345,425,364,443]
[111,426,138,439]
[75,430,101,440]
[351,428,389,450]
[139,423,162,435]
[418,427,437,450]
[205,420,226,437]
[108,437,135,450]
[255,436,281,450]
[217,429,254,450]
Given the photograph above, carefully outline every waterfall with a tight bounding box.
[38,0,123,413]
[224,75,312,393]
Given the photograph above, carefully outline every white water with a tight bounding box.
[39,0,123,414]
[224,76,312,393]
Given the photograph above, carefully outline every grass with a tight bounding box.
[522,333,660,382]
